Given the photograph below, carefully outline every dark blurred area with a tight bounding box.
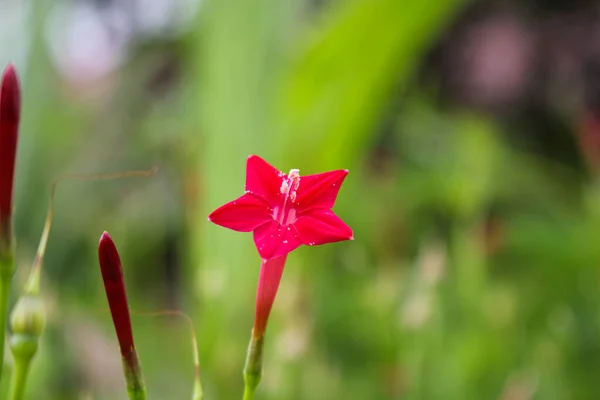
[4,0,600,398]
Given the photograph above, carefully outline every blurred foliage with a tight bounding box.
[4,0,600,399]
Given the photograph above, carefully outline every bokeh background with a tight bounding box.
[3,0,600,398]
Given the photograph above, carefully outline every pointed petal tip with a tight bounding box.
[99,231,112,244]
[246,154,264,165]
[1,63,19,89]
[1,63,21,122]
[245,155,282,203]
[98,231,123,282]
[208,194,272,232]
[98,232,118,260]
[2,63,17,78]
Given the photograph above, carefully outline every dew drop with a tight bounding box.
[283,240,288,244]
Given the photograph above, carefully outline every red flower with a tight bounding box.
[208,155,354,260]
[0,64,20,234]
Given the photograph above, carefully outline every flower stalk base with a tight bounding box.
[7,294,45,400]
[0,235,15,383]
[8,352,33,400]
[123,350,146,400]
[243,333,265,400]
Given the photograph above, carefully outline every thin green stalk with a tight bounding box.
[243,334,264,400]
[123,350,146,400]
[8,294,44,400]
[8,355,31,400]
[243,385,257,400]
[193,379,204,400]
[0,275,10,381]
[0,240,15,383]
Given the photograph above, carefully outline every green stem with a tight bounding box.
[0,277,9,381]
[0,246,15,383]
[7,348,33,400]
[193,378,204,400]
[243,385,257,400]
[123,351,146,400]
[242,335,264,400]
[127,388,147,400]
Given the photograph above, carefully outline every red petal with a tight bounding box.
[294,169,348,211]
[208,193,273,232]
[294,209,353,246]
[253,220,302,259]
[245,155,283,205]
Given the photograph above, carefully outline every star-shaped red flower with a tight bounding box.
[208,155,354,260]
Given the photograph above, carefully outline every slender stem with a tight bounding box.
[243,334,264,400]
[243,385,257,400]
[8,351,32,400]
[241,256,287,400]
[0,276,10,381]
[123,350,146,400]
[193,379,204,400]
[0,236,15,384]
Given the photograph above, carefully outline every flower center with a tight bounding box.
[273,169,300,225]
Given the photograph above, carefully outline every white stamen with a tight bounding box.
[279,169,301,202]
[280,180,289,195]
[288,169,300,202]
[275,168,301,224]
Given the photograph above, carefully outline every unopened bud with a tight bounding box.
[9,294,45,359]
[0,64,21,238]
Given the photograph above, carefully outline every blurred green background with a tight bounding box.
[4,0,600,398]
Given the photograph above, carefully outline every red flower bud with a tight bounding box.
[98,232,135,355]
[98,231,146,397]
[0,64,20,236]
